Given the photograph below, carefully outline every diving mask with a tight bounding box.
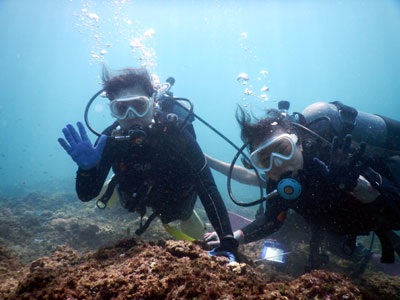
[110,95,154,120]
[250,133,298,172]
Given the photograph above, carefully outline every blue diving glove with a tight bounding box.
[58,122,107,170]
[313,134,367,191]
[208,236,238,263]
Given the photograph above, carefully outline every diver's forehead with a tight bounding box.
[252,128,287,149]
[114,86,148,98]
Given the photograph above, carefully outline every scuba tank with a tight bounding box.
[302,101,400,157]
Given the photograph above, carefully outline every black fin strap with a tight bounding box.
[135,212,159,236]
[96,177,118,209]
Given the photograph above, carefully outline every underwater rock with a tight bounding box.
[287,270,361,299]
[164,240,201,259]
[355,271,400,300]
[0,206,11,216]
[0,243,25,299]
[2,238,371,300]
[0,191,398,299]
[228,261,248,275]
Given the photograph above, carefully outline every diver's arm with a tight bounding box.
[76,164,111,201]
[352,175,381,203]
[360,167,400,217]
[362,167,400,197]
[241,198,287,243]
[196,165,235,238]
[173,130,234,239]
[204,154,260,186]
[241,214,285,243]
[76,139,113,202]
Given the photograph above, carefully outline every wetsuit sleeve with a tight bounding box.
[168,128,234,239]
[362,167,400,218]
[241,197,287,243]
[76,136,113,202]
[196,165,234,238]
[378,175,400,197]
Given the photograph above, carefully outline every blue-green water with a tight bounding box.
[0,0,399,208]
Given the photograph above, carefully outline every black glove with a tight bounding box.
[313,134,367,191]
[208,236,239,263]
[220,236,239,253]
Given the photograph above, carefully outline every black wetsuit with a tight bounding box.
[75,118,233,239]
[241,137,400,263]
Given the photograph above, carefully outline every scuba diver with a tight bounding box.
[204,100,400,271]
[58,67,238,262]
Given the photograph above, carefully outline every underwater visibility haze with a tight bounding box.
[0,0,400,299]
[0,0,399,197]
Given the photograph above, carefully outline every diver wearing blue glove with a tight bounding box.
[58,67,238,263]
[58,122,107,170]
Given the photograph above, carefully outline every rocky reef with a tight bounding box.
[0,238,370,299]
[0,191,399,299]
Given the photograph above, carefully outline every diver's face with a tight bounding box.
[112,86,154,131]
[251,132,304,181]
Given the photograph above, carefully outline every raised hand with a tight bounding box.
[58,121,107,170]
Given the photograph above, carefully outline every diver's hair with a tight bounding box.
[102,66,155,100]
[236,106,295,152]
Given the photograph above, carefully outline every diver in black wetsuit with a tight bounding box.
[58,67,238,261]
[205,101,400,270]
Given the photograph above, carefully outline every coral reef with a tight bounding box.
[0,244,25,299]
[0,192,165,263]
[0,191,399,299]
[355,272,400,300]
[5,238,365,300]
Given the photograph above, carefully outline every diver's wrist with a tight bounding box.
[77,166,97,175]
[233,230,245,244]
[353,175,381,203]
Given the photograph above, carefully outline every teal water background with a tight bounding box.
[0,0,399,209]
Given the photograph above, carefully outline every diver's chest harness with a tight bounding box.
[86,77,199,236]
[97,112,192,235]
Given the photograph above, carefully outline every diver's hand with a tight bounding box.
[204,231,220,247]
[208,248,236,263]
[204,230,244,247]
[313,134,367,191]
[58,122,107,170]
[208,236,239,263]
